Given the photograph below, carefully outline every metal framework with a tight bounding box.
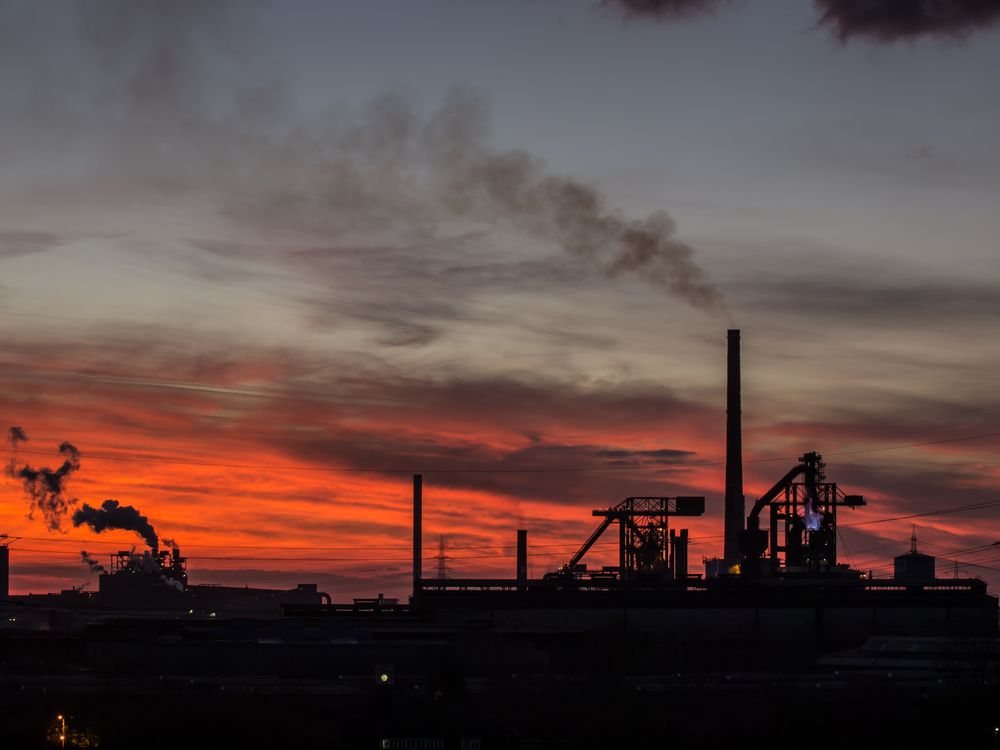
[107,548,188,587]
[741,452,865,577]
[556,496,705,581]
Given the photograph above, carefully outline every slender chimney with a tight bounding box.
[670,529,689,581]
[0,544,8,599]
[413,474,422,599]
[516,529,528,581]
[724,329,745,562]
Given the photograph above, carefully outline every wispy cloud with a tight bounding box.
[0,231,69,260]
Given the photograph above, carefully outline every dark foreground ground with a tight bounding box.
[4,590,999,748]
[5,637,1000,748]
[4,671,1000,749]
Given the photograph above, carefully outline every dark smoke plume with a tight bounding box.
[80,550,106,574]
[162,537,179,551]
[7,426,27,447]
[421,92,722,309]
[238,90,723,310]
[816,0,1000,41]
[5,440,81,531]
[72,499,159,552]
[0,4,724,314]
[603,0,730,19]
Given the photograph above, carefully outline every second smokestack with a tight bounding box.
[724,329,744,563]
[516,529,528,581]
[413,474,422,600]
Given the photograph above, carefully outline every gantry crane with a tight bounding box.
[550,495,705,582]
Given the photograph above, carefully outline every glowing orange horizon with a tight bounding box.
[3,363,999,598]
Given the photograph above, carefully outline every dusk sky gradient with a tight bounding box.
[2,0,999,598]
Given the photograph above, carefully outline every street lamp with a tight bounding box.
[56,715,65,748]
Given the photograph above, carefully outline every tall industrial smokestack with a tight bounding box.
[516,529,528,581]
[0,544,8,599]
[724,329,744,563]
[413,474,422,600]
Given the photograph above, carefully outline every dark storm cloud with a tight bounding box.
[603,0,731,19]
[0,3,723,314]
[815,0,1000,41]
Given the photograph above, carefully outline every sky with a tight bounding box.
[1,0,999,598]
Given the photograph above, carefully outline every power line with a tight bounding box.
[827,432,1000,456]
[919,541,1000,558]
[936,556,1000,573]
[840,499,1000,527]
[850,540,1000,574]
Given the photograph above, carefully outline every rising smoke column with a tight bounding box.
[80,550,106,574]
[72,499,159,552]
[816,0,1000,42]
[417,91,723,310]
[7,426,27,447]
[5,425,26,477]
[5,429,81,531]
[5,426,27,473]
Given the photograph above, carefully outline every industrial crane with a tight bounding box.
[550,495,705,583]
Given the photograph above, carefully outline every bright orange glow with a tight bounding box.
[3,361,999,599]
